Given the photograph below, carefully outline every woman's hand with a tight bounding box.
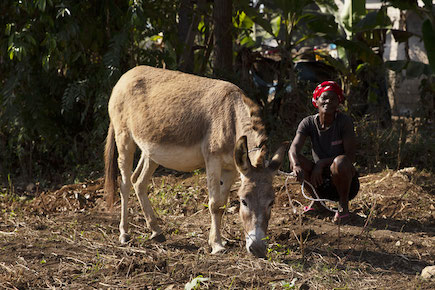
[292,165,305,183]
[311,163,323,187]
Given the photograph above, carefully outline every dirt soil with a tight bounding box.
[1,168,434,289]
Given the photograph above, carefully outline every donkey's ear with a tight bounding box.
[267,141,289,173]
[234,136,252,176]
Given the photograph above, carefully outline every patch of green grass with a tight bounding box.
[149,181,181,214]
[149,178,205,216]
[137,234,151,246]
[270,278,297,289]
[267,242,294,262]
[193,169,203,176]
[86,250,104,275]
[0,174,18,202]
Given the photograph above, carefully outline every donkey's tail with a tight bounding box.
[104,122,118,210]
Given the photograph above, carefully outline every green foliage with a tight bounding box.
[340,0,366,36]
[0,0,433,184]
[0,0,181,182]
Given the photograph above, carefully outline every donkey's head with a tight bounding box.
[234,136,288,258]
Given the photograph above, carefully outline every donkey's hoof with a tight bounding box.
[119,233,131,244]
[211,244,226,254]
[151,232,166,243]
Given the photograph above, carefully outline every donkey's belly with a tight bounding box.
[140,143,205,172]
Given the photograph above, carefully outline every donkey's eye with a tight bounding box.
[241,199,248,207]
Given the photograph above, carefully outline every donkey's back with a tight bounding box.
[109,65,244,150]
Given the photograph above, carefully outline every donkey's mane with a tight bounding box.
[241,94,268,147]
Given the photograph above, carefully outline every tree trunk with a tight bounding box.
[178,0,195,72]
[213,0,233,78]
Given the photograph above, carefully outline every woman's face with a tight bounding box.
[316,90,339,113]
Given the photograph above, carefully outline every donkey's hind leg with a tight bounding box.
[115,133,136,244]
[131,154,165,242]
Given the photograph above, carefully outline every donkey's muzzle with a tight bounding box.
[248,241,267,258]
[246,229,267,258]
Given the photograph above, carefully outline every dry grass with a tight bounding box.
[1,169,434,289]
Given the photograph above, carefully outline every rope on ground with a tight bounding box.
[279,170,339,213]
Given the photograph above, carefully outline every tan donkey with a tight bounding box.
[104,65,288,258]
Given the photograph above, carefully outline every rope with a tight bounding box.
[300,179,338,213]
[279,170,339,213]
[284,175,302,214]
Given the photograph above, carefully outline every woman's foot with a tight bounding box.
[333,212,351,224]
[303,204,332,217]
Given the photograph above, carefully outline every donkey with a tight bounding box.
[104,65,288,258]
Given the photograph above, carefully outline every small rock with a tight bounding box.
[395,241,401,247]
[26,183,35,191]
[421,265,435,280]
[408,241,414,245]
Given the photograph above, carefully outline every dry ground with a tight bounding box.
[1,168,434,289]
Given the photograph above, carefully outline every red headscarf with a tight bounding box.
[312,81,344,108]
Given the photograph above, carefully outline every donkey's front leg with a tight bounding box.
[205,157,228,254]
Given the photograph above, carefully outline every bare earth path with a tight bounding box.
[1,168,434,289]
